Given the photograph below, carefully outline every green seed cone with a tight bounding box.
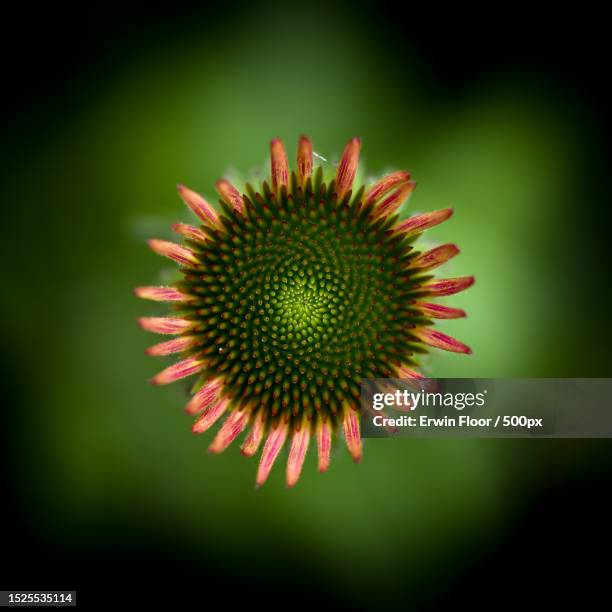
[174,167,425,426]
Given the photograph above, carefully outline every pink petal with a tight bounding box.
[335,137,361,200]
[256,420,288,487]
[208,409,249,454]
[343,408,362,463]
[286,423,311,488]
[192,397,229,434]
[365,171,411,206]
[172,223,207,242]
[297,135,313,184]
[395,208,453,236]
[215,179,244,213]
[316,419,332,473]
[146,335,199,356]
[396,365,425,379]
[148,239,200,267]
[177,184,219,226]
[134,286,192,302]
[270,138,289,189]
[138,317,194,335]
[411,244,459,271]
[412,327,472,354]
[423,276,475,297]
[185,378,224,415]
[374,180,416,218]
[414,302,466,319]
[241,410,266,457]
[150,356,205,386]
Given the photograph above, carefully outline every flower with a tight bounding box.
[136,136,474,487]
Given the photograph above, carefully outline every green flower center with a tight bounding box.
[180,171,420,418]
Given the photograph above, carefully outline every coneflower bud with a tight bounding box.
[136,136,474,486]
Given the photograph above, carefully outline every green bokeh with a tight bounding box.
[2,5,609,604]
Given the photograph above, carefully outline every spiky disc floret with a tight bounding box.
[136,136,474,487]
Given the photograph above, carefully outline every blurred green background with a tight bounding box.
[2,1,610,607]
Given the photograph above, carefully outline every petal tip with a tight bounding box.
[270,138,289,189]
[215,178,244,212]
[343,409,362,463]
[297,135,313,183]
[413,328,472,355]
[177,184,219,225]
[336,137,362,199]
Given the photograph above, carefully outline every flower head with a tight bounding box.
[136,136,474,486]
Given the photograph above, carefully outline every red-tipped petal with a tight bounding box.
[138,317,194,335]
[316,419,332,473]
[256,420,288,487]
[414,302,466,319]
[146,335,199,356]
[185,378,223,415]
[134,286,192,302]
[270,138,289,189]
[411,244,459,271]
[423,276,475,297]
[150,356,206,386]
[412,327,472,354]
[192,397,229,434]
[172,223,207,242]
[335,137,361,200]
[396,365,425,379]
[343,408,362,463]
[297,135,313,184]
[148,239,200,267]
[208,409,249,454]
[241,410,266,457]
[215,179,244,213]
[365,171,411,206]
[395,208,453,236]
[286,422,311,488]
[374,180,416,218]
[177,184,219,226]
